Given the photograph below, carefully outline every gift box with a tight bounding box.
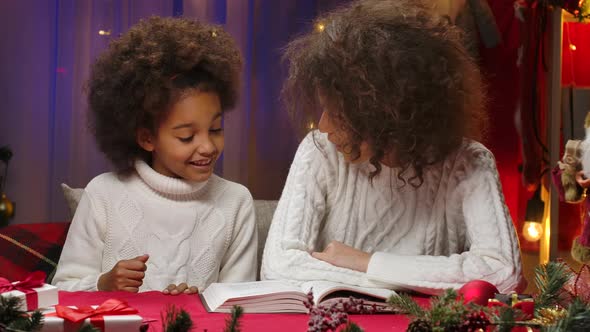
[41,299,143,332]
[488,293,535,320]
[0,271,58,311]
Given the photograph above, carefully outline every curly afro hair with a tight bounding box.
[282,0,487,186]
[88,16,242,173]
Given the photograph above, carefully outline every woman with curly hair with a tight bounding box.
[52,17,257,294]
[261,0,525,294]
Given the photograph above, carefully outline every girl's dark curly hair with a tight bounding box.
[282,0,487,186]
[88,16,242,173]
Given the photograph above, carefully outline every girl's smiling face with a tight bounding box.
[138,90,224,182]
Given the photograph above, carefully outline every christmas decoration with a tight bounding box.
[303,290,368,332]
[162,304,193,332]
[457,280,499,306]
[388,261,590,331]
[552,112,590,264]
[563,263,590,303]
[0,271,58,311]
[0,296,43,332]
[488,293,535,320]
[552,0,590,20]
[517,1,590,22]
[43,298,143,331]
[0,145,14,227]
[389,288,489,332]
[223,305,243,332]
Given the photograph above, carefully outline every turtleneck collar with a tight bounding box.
[134,160,208,197]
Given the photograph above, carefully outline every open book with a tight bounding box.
[201,280,397,313]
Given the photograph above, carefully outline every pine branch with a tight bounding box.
[387,293,425,318]
[28,311,43,331]
[427,289,471,329]
[0,296,24,325]
[340,322,365,332]
[534,261,572,310]
[434,289,459,307]
[0,295,44,332]
[161,304,193,332]
[223,305,243,332]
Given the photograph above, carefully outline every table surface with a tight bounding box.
[59,290,430,332]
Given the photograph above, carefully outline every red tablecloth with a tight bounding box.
[59,291,429,331]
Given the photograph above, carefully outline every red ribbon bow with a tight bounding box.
[0,271,46,310]
[55,298,138,327]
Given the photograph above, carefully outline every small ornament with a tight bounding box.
[0,145,14,227]
[530,306,569,326]
[0,193,15,227]
[563,263,590,303]
[461,311,490,332]
[458,280,499,306]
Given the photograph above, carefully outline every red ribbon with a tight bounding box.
[0,271,46,310]
[54,298,139,331]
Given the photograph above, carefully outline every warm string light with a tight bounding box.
[98,30,111,36]
[522,187,544,242]
[315,22,325,32]
[523,221,543,242]
[570,44,577,51]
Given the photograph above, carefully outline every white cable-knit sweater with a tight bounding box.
[261,132,525,294]
[52,160,257,291]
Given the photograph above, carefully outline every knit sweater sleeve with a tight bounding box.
[261,132,384,287]
[218,185,258,283]
[366,143,526,294]
[52,187,106,291]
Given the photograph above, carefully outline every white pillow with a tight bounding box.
[60,183,84,219]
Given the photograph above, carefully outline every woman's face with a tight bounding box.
[317,109,373,164]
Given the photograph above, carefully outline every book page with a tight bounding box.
[201,280,304,312]
[300,280,396,305]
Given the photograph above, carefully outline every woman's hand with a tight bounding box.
[162,283,198,295]
[576,171,590,188]
[97,254,148,292]
[311,240,371,272]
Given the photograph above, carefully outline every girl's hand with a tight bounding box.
[311,240,371,272]
[576,171,590,188]
[97,254,149,292]
[162,283,199,295]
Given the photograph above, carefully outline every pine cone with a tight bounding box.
[460,311,490,332]
[406,319,432,332]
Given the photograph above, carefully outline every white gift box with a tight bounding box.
[40,305,143,332]
[1,283,58,311]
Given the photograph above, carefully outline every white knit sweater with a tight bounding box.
[52,160,257,292]
[261,132,525,294]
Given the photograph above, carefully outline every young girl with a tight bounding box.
[52,17,257,294]
[261,0,525,295]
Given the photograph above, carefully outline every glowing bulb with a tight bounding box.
[308,122,315,130]
[98,30,111,36]
[522,221,543,242]
[570,44,577,51]
[315,23,325,32]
